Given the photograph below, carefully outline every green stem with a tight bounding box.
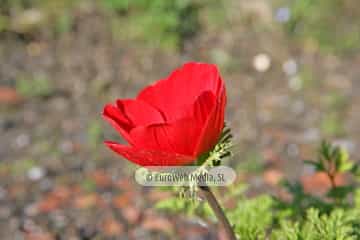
[327,172,341,205]
[199,185,237,240]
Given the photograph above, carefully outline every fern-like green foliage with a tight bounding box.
[155,195,213,218]
[274,181,332,220]
[156,191,274,240]
[228,195,273,240]
[272,142,360,239]
[154,141,360,239]
[272,208,359,240]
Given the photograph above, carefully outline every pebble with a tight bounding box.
[282,59,298,76]
[24,204,39,217]
[0,87,22,105]
[275,7,291,23]
[102,192,113,204]
[303,164,316,175]
[253,53,271,72]
[291,100,305,115]
[288,76,302,91]
[52,97,68,112]
[0,186,7,200]
[287,143,299,157]
[12,9,45,33]
[333,139,356,153]
[23,110,37,124]
[258,111,272,124]
[39,178,53,192]
[20,218,39,232]
[0,206,11,219]
[301,128,320,142]
[132,227,150,240]
[59,140,74,154]
[1,119,16,130]
[50,211,67,229]
[14,134,30,148]
[27,166,46,181]
[9,217,20,230]
[210,48,231,68]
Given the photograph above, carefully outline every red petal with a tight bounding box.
[130,118,199,156]
[137,62,224,121]
[104,141,195,166]
[103,104,133,144]
[191,91,216,124]
[129,91,216,156]
[194,88,226,156]
[103,100,165,146]
[116,99,164,126]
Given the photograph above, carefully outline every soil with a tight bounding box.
[0,2,360,239]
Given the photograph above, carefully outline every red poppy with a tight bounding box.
[103,62,226,166]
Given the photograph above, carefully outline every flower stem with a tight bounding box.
[199,186,237,240]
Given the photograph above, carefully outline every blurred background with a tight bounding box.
[0,0,360,239]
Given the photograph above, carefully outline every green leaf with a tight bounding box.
[338,162,354,173]
[304,160,325,171]
[327,185,354,202]
[228,195,273,240]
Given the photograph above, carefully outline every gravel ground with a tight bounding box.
[0,1,360,239]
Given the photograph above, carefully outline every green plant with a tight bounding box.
[81,178,98,192]
[271,141,360,238]
[237,149,264,173]
[0,0,32,11]
[320,113,343,137]
[102,0,130,12]
[88,120,103,149]
[10,159,36,177]
[276,141,355,217]
[0,0,79,35]
[285,0,360,54]
[320,91,349,137]
[156,194,213,217]
[155,141,360,238]
[16,76,54,98]
[54,10,73,34]
[107,0,201,50]
[272,208,359,240]
[229,195,273,240]
[0,15,9,32]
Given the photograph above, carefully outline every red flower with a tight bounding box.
[103,62,226,166]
